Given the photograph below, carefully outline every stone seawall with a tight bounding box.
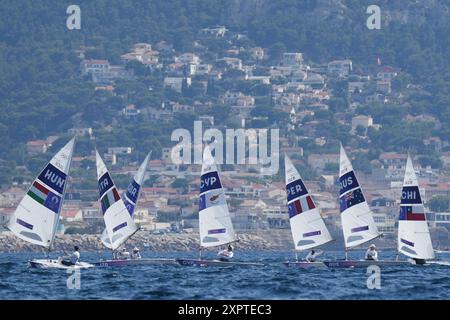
[0,230,293,253]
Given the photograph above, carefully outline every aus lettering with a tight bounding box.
[339,176,353,191]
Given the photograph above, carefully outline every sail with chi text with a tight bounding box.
[339,144,379,249]
[198,146,235,248]
[397,155,434,260]
[284,155,333,251]
[96,150,138,251]
[7,138,75,248]
[100,152,151,248]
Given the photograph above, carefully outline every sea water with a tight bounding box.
[0,250,449,299]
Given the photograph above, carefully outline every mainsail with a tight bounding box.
[339,144,379,249]
[199,146,235,248]
[100,152,150,248]
[397,155,434,260]
[284,155,333,251]
[7,138,75,248]
[96,150,138,251]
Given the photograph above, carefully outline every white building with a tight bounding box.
[164,77,191,93]
[281,52,303,66]
[327,59,353,77]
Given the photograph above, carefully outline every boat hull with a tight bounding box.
[176,259,264,267]
[29,259,94,269]
[283,261,327,268]
[323,260,411,268]
[426,260,450,267]
[93,258,177,267]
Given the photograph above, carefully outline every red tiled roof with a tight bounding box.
[379,153,407,160]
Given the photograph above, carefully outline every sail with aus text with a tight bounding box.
[339,144,379,249]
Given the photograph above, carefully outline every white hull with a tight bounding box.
[29,258,94,269]
[426,260,450,267]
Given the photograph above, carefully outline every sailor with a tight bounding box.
[60,246,80,266]
[217,244,234,262]
[305,249,323,262]
[131,247,141,260]
[118,247,130,260]
[365,244,378,261]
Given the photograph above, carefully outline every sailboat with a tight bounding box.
[99,152,151,248]
[397,155,435,265]
[324,144,407,268]
[176,146,263,267]
[93,151,176,266]
[282,155,333,267]
[7,138,93,269]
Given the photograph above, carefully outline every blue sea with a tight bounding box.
[0,250,449,300]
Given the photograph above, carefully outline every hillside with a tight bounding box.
[0,0,449,185]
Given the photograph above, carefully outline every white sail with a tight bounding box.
[397,155,434,260]
[96,150,138,251]
[284,155,333,251]
[198,146,235,248]
[101,152,151,248]
[339,144,379,249]
[7,138,75,248]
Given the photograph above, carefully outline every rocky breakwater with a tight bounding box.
[0,231,280,253]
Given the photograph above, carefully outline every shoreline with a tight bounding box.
[0,230,403,253]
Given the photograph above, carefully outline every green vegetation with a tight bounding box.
[0,1,449,185]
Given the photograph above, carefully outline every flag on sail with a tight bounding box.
[397,155,434,260]
[339,144,379,249]
[27,181,62,214]
[96,150,138,251]
[101,152,151,249]
[198,146,235,248]
[7,138,75,248]
[284,155,332,251]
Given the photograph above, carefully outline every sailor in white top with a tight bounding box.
[60,246,80,266]
[217,244,234,262]
[118,247,131,260]
[131,247,141,259]
[365,244,378,261]
[305,249,323,262]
